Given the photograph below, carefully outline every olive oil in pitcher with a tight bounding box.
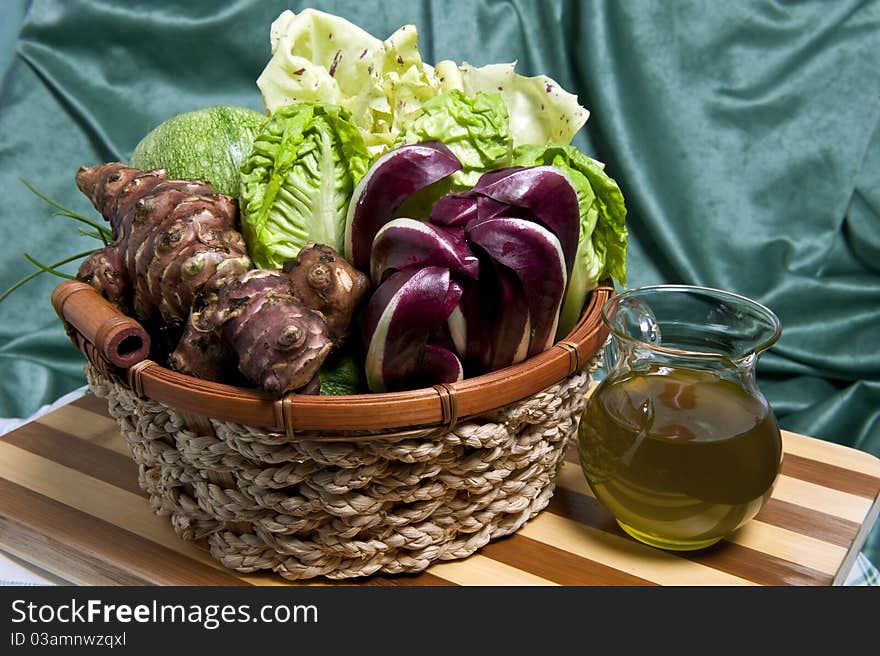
[578,285,784,551]
[579,365,782,550]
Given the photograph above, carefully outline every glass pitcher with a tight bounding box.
[578,285,783,551]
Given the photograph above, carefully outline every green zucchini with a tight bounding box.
[130,106,267,198]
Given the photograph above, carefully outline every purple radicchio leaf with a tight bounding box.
[465,217,567,358]
[469,165,580,276]
[429,181,533,228]
[364,267,463,392]
[446,266,530,374]
[429,193,477,228]
[370,218,479,286]
[487,266,531,370]
[344,142,461,271]
[445,276,490,373]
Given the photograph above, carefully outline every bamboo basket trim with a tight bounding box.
[53,280,612,440]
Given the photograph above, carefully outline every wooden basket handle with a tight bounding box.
[51,280,151,369]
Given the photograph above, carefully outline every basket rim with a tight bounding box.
[56,280,613,438]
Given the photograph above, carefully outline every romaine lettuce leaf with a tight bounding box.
[239,103,371,269]
[514,144,628,337]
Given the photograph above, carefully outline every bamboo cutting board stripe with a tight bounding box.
[0,394,878,586]
[3,421,144,497]
[37,403,129,455]
[747,499,859,548]
[428,555,559,586]
[553,461,847,577]
[770,476,873,524]
[546,487,834,586]
[0,479,248,586]
[780,453,880,499]
[479,533,657,586]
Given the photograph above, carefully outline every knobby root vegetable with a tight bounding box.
[283,243,370,340]
[75,162,368,395]
[75,162,251,325]
[168,270,334,394]
[170,244,369,394]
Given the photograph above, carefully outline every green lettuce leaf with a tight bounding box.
[239,103,371,269]
[257,9,440,157]
[514,144,628,337]
[397,89,512,190]
[318,351,367,396]
[438,61,590,148]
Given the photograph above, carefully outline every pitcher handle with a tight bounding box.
[603,335,618,373]
[602,295,662,375]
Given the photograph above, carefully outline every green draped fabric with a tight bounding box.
[2,0,878,561]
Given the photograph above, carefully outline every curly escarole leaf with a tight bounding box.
[257,9,440,157]
[436,61,589,148]
[514,144,628,338]
[239,103,371,269]
[397,90,512,190]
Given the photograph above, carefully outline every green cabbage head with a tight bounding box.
[239,103,371,268]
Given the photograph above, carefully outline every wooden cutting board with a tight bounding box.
[1,393,878,586]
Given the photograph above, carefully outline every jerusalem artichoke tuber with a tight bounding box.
[169,244,368,393]
[283,243,370,340]
[169,269,334,394]
[74,162,367,395]
[75,162,251,324]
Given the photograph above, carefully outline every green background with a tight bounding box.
[1,0,878,562]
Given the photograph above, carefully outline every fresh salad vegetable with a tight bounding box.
[370,218,478,286]
[439,166,581,275]
[344,141,461,271]
[257,9,585,159]
[364,267,463,392]
[239,103,371,268]
[396,90,512,190]
[258,9,440,157]
[254,9,625,390]
[443,62,590,148]
[466,216,567,358]
[355,148,582,391]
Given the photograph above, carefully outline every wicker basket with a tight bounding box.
[52,280,612,580]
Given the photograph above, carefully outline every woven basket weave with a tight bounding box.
[86,357,599,579]
[53,279,611,580]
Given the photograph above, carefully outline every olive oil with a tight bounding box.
[578,365,782,550]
